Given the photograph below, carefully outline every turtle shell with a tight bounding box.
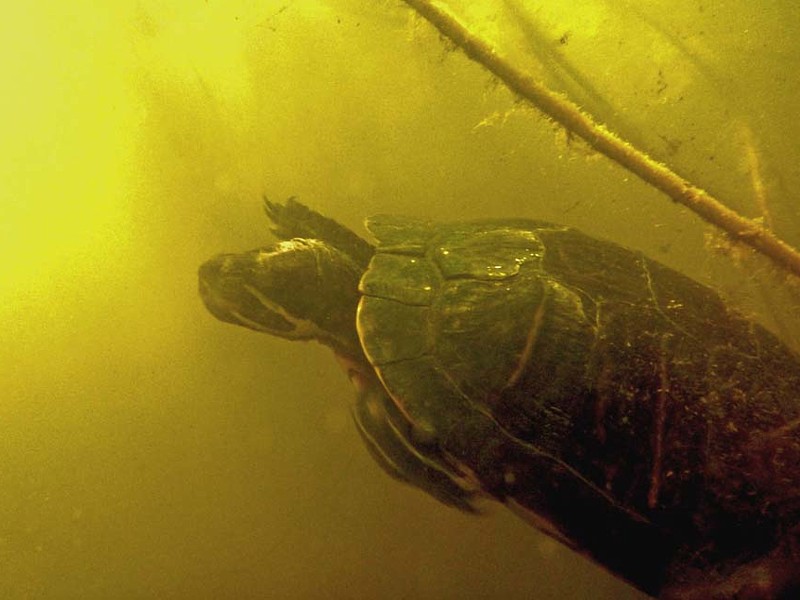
[355,214,800,596]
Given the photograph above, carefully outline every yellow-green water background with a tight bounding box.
[2,1,799,598]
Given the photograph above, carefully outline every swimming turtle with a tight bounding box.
[198,199,800,599]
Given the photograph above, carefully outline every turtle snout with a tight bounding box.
[198,255,241,322]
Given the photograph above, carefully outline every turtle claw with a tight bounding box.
[262,197,374,269]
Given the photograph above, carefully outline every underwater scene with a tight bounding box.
[2,1,799,598]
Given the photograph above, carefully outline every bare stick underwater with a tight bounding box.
[399,0,800,280]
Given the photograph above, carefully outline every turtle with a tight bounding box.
[198,198,800,599]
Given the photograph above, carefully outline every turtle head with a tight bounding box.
[199,238,363,355]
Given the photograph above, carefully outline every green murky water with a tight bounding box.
[1,1,798,598]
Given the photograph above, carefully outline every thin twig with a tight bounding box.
[400,0,800,279]
[737,121,774,230]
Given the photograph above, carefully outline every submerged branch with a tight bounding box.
[400,0,800,280]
